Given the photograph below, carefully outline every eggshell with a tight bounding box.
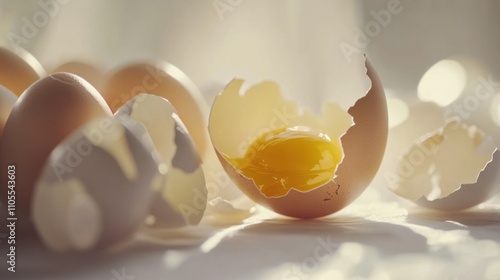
[0,85,17,141]
[202,144,257,224]
[203,196,256,225]
[32,116,161,252]
[100,62,209,156]
[0,73,112,215]
[52,61,103,88]
[0,47,45,95]
[116,94,207,227]
[387,118,500,211]
[416,152,500,211]
[209,58,388,219]
[378,99,500,210]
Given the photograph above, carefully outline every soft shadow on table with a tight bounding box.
[408,206,500,226]
[0,208,447,280]
[406,205,500,240]
[0,225,209,280]
[166,215,429,280]
[239,216,428,253]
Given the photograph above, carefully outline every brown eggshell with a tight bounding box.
[0,73,112,215]
[0,47,45,95]
[212,59,388,219]
[52,61,104,88]
[100,62,208,156]
[0,85,17,140]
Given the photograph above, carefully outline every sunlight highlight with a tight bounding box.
[418,60,467,106]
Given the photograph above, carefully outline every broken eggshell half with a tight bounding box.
[208,58,388,219]
[385,102,500,211]
[32,116,162,252]
[116,94,207,227]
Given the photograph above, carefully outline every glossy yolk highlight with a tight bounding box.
[227,127,342,197]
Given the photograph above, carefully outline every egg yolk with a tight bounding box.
[227,127,342,197]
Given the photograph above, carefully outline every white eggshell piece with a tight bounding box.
[32,178,101,252]
[389,120,498,203]
[116,94,207,227]
[121,93,176,165]
[32,116,161,252]
[202,196,257,225]
[201,145,257,223]
[416,151,500,210]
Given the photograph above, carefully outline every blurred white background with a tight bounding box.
[1,1,499,100]
[2,1,499,112]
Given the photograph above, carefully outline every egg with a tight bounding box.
[0,47,45,95]
[208,58,388,219]
[32,116,162,252]
[116,94,207,227]
[100,62,209,156]
[383,102,500,211]
[0,73,112,215]
[52,61,104,88]
[0,85,17,141]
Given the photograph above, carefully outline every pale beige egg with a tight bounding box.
[0,47,45,96]
[100,62,209,156]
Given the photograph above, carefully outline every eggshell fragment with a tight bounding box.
[201,146,257,224]
[100,62,209,156]
[209,58,388,219]
[203,196,256,225]
[116,94,207,227]
[416,151,500,211]
[0,73,112,214]
[32,116,162,252]
[0,85,17,141]
[380,100,500,210]
[388,119,500,211]
[0,47,45,95]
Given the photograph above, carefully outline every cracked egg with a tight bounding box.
[208,59,388,219]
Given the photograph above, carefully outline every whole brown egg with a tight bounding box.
[52,61,103,89]
[0,73,111,215]
[100,62,208,156]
